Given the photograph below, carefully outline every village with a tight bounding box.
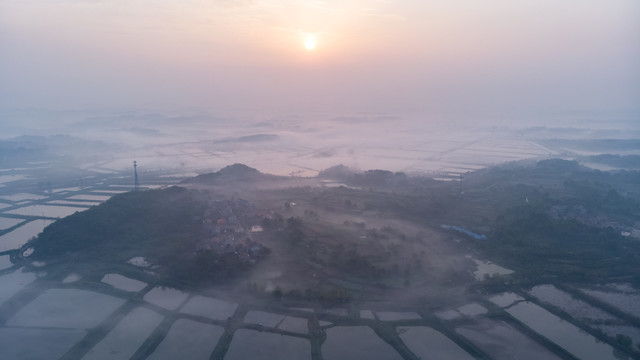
[197,198,269,264]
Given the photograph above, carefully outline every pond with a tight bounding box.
[67,194,112,202]
[0,219,54,251]
[51,187,82,193]
[0,175,26,184]
[398,326,475,360]
[529,285,617,321]
[277,316,308,334]
[4,205,84,218]
[581,285,640,319]
[224,329,311,360]
[63,273,82,283]
[82,306,163,360]
[147,319,224,360]
[0,254,12,270]
[6,288,125,329]
[1,193,47,202]
[0,327,85,360]
[376,311,421,321]
[457,303,487,317]
[455,318,562,360]
[243,310,284,327]
[469,257,513,280]
[180,295,237,320]
[101,273,148,292]
[127,256,151,267]
[92,190,128,194]
[0,268,37,305]
[323,326,403,360]
[505,301,618,360]
[143,287,189,310]
[48,200,101,206]
[489,292,524,308]
[360,309,375,319]
[434,309,461,321]
[0,217,22,231]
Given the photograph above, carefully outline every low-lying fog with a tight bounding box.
[2,108,639,181]
[1,110,639,360]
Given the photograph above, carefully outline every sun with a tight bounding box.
[304,35,317,50]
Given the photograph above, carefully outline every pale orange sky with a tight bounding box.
[1,0,639,120]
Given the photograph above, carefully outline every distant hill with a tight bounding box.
[182,163,282,184]
[214,134,278,144]
[585,154,640,169]
[318,164,355,181]
[20,158,640,298]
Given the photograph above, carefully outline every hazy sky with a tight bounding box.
[1,0,639,119]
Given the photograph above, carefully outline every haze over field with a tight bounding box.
[2,2,640,360]
[1,0,639,122]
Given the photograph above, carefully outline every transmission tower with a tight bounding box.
[134,161,139,191]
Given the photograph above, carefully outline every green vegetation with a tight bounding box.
[24,159,640,294]
[25,186,265,285]
[29,186,205,258]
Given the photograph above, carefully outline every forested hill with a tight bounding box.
[181,163,282,184]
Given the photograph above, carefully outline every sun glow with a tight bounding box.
[304,35,317,50]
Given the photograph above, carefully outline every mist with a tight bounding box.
[1,1,640,360]
[1,0,639,117]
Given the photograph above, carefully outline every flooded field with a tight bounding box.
[224,329,311,360]
[243,310,285,327]
[504,301,618,360]
[529,285,618,321]
[0,268,37,304]
[0,327,86,360]
[0,122,638,359]
[277,316,308,334]
[67,195,112,202]
[0,255,12,270]
[82,307,163,360]
[101,273,148,292]
[4,204,85,218]
[51,187,83,193]
[489,292,524,307]
[6,289,125,329]
[147,320,224,360]
[434,309,461,321]
[0,174,27,184]
[528,286,640,349]
[0,193,47,202]
[143,287,189,310]
[0,219,54,251]
[457,303,487,317]
[0,217,22,231]
[180,295,237,320]
[92,190,128,194]
[581,285,640,318]
[127,256,151,267]
[376,311,422,321]
[398,326,475,360]
[323,326,403,360]
[360,309,375,319]
[455,318,562,360]
[599,324,640,350]
[0,239,637,360]
[48,200,101,206]
[469,257,514,280]
[63,273,82,283]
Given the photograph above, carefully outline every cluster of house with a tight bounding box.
[549,204,640,238]
[197,198,267,262]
